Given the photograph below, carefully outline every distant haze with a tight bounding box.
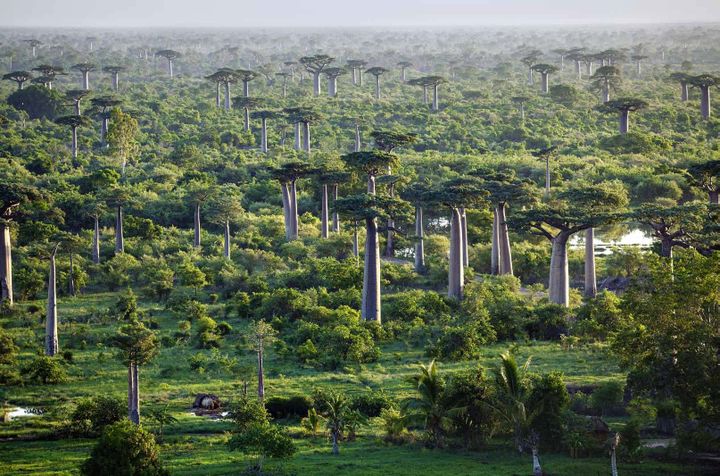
[4,0,720,28]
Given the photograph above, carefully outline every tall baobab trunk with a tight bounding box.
[497,203,513,276]
[368,174,376,195]
[303,122,311,154]
[224,221,231,258]
[401,67,407,81]
[532,448,542,476]
[636,60,642,76]
[328,77,337,97]
[527,67,534,85]
[351,68,357,85]
[332,184,340,232]
[82,71,90,90]
[414,206,425,273]
[32,46,37,57]
[127,365,135,423]
[260,117,268,153]
[354,124,361,152]
[321,184,329,239]
[680,82,688,102]
[130,362,140,424]
[101,116,109,146]
[374,76,381,99]
[71,126,78,159]
[68,253,75,296]
[282,77,287,98]
[460,207,469,268]
[167,60,173,79]
[619,110,630,134]
[290,180,299,240]
[603,82,611,103]
[224,82,231,110]
[544,156,551,196]
[193,203,201,248]
[432,83,440,111]
[45,247,59,356]
[560,55,565,71]
[115,206,124,254]
[113,72,119,91]
[700,86,711,119]
[519,102,525,121]
[1,223,13,305]
[294,123,301,150]
[358,69,363,86]
[243,80,250,97]
[281,183,292,241]
[243,108,250,131]
[74,101,81,115]
[586,61,593,76]
[584,228,597,297]
[92,216,100,264]
[660,238,673,259]
[540,72,549,93]
[610,437,619,476]
[422,85,429,105]
[257,342,265,400]
[490,208,499,275]
[575,60,582,80]
[548,232,571,306]
[313,72,321,96]
[385,183,395,257]
[352,221,359,258]
[361,217,381,323]
[448,208,464,300]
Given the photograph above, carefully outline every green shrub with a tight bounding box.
[265,395,312,419]
[24,356,67,384]
[71,395,125,436]
[81,420,168,476]
[591,381,625,416]
[528,372,570,451]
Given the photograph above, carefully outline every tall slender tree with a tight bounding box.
[71,63,96,90]
[590,66,622,103]
[346,59,367,86]
[520,50,542,85]
[251,110,280,153]
[103,66,125,92]
[366,67,388,99]
[531,64,558,94]
[185,181,217,249]
[397,61,413,81]
[90,95,122,146]
[236,69,258,97]
[103,186,134,255]
[687,160,720,204]
[233,97,263,132]
[300,54,334,96]
[55,115,91,159]
[207,184,244,259]
[271,162,314,241]
[323,67,346,97]
[600,98,648,134]
[25,39,41,57]
[156,49,181,78]
[65,89,90,115]
[688,74,718,119]
[2,71,32,90]
[669,72,691,102]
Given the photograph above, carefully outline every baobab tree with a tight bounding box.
[370,129,417,154]
[366,67,388,99]
[102,66,125,92]
[206,69,237,110]
[31,64,64,89]
[233,97,263,132]
[248,319,277,401]
[334,194,410,322]
[1,165,41,305]
[401,181,433,273]
[565,49,585,80]
[82,200,107,264]
[599,49,626,66]
[286,107,321,155]
[44,240,61,356]
[71,63,96,90]
[377,174,404,257]
[113,316,159,424]
[669,72,691,102]
[317,170,350,238]
[236,69,258,97]
[520,50,542,85]
[323,67,346,97]
[432,178,488,300]
[424,76,447,111]
[631,54,648,76]
[275,72,291,98]
[207,184,244,259]
[271,162,314,241]
[25,39,42,57]
[2,71,32,90]
[55,115,91,159]
[688,74,718,119]
[511,96,530,120]
[590,66,622,103]
[510,183,628,306]
[186,181,217,249]
[531,64,558,94]
[531,145,559,197]
[87,36,97,52]
[300,54,334,96]
[103,186,134,254]
[65,89,90,115]
[632,201,703,261]
[407,77,431,105]
[90,95,122,145]
[346,59,367,86]
[251,110,280,153]
[397,61,413,81]
[283,60,297,80]
[600,98,648,134]
[156,49,181,78]
[551,48,569,71]
[687,160,720,204]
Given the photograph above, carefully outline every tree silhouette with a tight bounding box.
[366,67,388,99]
[600,98,648,134]
[91,95,122,145]
[531,145,559,196]
[55,115,91,159]
[520,50,542,85]
[24,39,41,57]
[275,72,291,98]
[236,69,258,97]
[323,67,346,97]
[65,89,90,115]
[687,160,720,204]
[207,184,244,259]
[271,162,314,241]
[397,61,413,81]
[71,63,96,90]
[285,107,321,155]
[31,64,64,89]
[565,48,586,79]
[424,76,447,111]
[156,49,180,78]
[590,66,622,103]
[669,72,691,102]
[233,97,263,132]
[206,68,237,110]
[531,64,558,94]
[300,54,334,96]
[512,96,530,120]
[346,59,367,86]
[103,66,125,92]
[317,169,350,237]
[688,74,718,119]
[631,54,648,76]
[2,71,32,90]
[251,110,280,153]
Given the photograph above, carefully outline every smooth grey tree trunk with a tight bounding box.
[281,183,292,241]
[332,184,340,232]
[224,82,231,110]
[168,60,173,79]
[224,221,231,258]
[541,72,549,93]
[358,69,363,86]
[497,203,513,276]
[115,206,124,254]
[385,183,395,257]
[528,67,534,85]
[113,72,119,91]
[244,108,250,131]
[303,122,311,154]
[351,68,357,85]
[243,80,249,97]
[313,72,321,96]
[636,61,642,76]
[328,77,337,97]
[290,181,299,240]
[45,248,58,356]
[575,60,582,80]
[260,118,268,153]
[374,76,381,99]
[130,362,140,424]
[619,110,630,134]
[423,85,428,105]
[71,126,78,159]
[294,123,301,150]
[700,86,711,119]
[354,124,361,152]
[544,157,551,196]
[352,221,359,258]
[680,82,688,101]
[257,344,265,400]
[519,103,525,120]
[0,224,12,305]
[414,206,425,273]
[548,232,570,306]
[127,365,136,423]
[74,101,81,115]
[460,207,469,268]
[68,254,75,296]
[361,217,381,322]
[584,228,597,297]
[490,207,499,275]
[401,67,407,81]
[432,84,439,111]
[448,208,464,300]
[193,203,201,247]
[610,447,618,476]
[92,216,100,264]
[321,184,329,239]
[532,449,542,476]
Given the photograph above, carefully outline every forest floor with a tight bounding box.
[1,292,718,475]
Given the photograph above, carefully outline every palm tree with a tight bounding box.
[531,64,558,94]
[300,54,334,96]
[601,98,649,134]
[55,115,91,159]
[156,49,181,78]
[366,67,388,99]
[405,360,455,447]
[590,66,622,103]
[2,71,32,90]
[492,351,533,453]
[688,74,718,119]
[319,391,350,455]
[102,66,125,92]
[71,63,96,90]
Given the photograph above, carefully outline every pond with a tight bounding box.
[570,228,653,255]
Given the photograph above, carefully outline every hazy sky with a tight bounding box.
[3,0,720,28]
